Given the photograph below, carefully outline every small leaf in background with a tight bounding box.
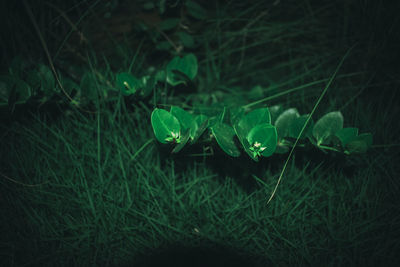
[190,114,208,142]
[156,41,172,51]
[9,56,29,79]
[335,127,358,146]
[247,123,277,159]
[60,76,79,96]
[155,70,166,82]
[289,114,314,139]
[275,108,300,139]
[166,53,198,86]
[151,108,181,144]
[37,64,56,95]
[0,75,31,104]
[116,72,141,96]
[346,133,372,154]
[177,31,195,48]
[269,105,283,124]
[159,18,180,31]
[186,0,208,20]
[312,111,343,146]
[80,72,98,101]
[170,106,194,131]
[211,123,240,157]
[248,85,264,100]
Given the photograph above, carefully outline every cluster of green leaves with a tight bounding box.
[116,53,198,97]
[151,105,373,161]
[0,57,57,107]
[0,53,198,108]
[135,0,208,52]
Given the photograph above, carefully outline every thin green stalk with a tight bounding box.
[267,45,356,205]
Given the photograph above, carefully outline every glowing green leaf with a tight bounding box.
[313,111,343,146]
[247,123,277,159]
[335,127,358,146]
[275,108,300,139]
[151,109,181,144]
[166,54,198,86]
[116,72,141,96]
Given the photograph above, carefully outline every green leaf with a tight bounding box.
[289,114,314,139]
[151,109,181,144]
[186,0,208,20]
[211,123,240,157]
[190,114,208,142]
[9,56,28,79]
[335,127,358,146]
[275,108,300,139]
[236,107,271,138]
[313,111,343,145]
[358,133,373,147]
[166,54,198,86]
[159,18,180,31]
[247,123,277,158]
[37,64,56,95]
[0,75,31,103]
[116,72,141,95]
[177,31,195,48]
[346,133,372,154]
[170,106,194,131]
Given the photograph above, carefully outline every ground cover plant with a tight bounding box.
[1,0,400,266]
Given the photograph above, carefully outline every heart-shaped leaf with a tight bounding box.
[211,123,240,157]
[247,123,277,159]
[236,107,271,144]
[275,108,300,139]
[335,127,358,147]
[151,109,181,144]
[116,72,141,96]
[313,111,343,146]
[166,54,198,86]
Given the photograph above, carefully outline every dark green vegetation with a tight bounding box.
[1,0,399,266]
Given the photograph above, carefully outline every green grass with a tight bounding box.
[1,0,400,266]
